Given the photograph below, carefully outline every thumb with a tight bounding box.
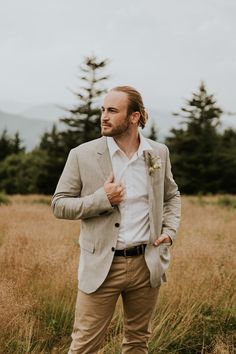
[153,236,164,247]
[105,172,114,184]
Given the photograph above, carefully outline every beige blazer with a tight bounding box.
[52,136,181,294]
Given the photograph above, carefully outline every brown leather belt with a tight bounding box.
[114,244,147,257]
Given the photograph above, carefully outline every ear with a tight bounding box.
[130,112,140,125]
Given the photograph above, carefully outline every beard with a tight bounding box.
[101,117,131,137]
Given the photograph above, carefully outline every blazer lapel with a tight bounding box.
[97,137,114,180]
[143,150,154,193]
[143,149,163,241]
[143,150,155,241]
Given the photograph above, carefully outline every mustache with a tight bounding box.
[101,122,112,127]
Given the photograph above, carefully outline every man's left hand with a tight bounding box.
[153,234,172,247]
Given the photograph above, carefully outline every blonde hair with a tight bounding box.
[111,86,148,129]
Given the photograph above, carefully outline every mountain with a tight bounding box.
[21,103,66,121]
[0,100,68,121]
[0,102,235,150]
[0,100,31,115]
[0,110,55,150]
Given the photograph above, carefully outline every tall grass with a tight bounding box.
[0,195,235,353]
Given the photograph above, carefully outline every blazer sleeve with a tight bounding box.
[51,149,114,220]
[161,146,181,243]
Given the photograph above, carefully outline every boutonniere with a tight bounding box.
[143,151,162,176]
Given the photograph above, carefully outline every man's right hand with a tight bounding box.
[104,173,125,206]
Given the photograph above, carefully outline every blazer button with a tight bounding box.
[115,223,120,227]
[111,247,115,252]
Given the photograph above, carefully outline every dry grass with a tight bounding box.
[0,195,235,353]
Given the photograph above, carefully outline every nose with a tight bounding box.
[102,110,109,121]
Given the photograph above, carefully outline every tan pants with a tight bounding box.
[68,254,160,354]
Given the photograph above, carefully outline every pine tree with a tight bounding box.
[219,128,236,193]
[39,124,65,160]
[0,129,25,161]
[36,124,67,194]
[60,55,109,150]
[12,132,25,154]
[147,123,158,141]
[36,55,109,194]
[166,82,223,194]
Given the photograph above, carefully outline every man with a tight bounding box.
[52,86,181,354]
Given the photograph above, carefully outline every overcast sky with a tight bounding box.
[1,0,236,112]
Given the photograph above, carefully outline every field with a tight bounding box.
[0,195,235,354]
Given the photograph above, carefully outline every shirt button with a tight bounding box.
[115,223,120,227]
[111,247,115,252]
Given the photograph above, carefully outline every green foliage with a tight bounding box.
[0,192,11,206]
[166,82,236,194]
[36,124,67,194]
[31,197,51,206]
[35,55,109,194]
[0,55,109,195]
[218,128,236,193]
[1,75,235,195]
[4,291,76,354]
[40,292,75,344]
[0,130,25,162]
[0,150,47,194]
[159,306,236,354]
[60,54,109,150]
[190,195,236,209]
[217,195,236,208]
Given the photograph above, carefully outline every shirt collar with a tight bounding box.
[137,132,153,157]
[106,136,120,158]
[106,132,153,159]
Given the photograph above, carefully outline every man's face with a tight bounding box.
[101,91,131,137]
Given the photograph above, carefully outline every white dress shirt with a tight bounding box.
[106,133,153,250]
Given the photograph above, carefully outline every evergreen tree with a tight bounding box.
[147,123,158,141]
[0,130,11,161]
[218,128,236,193]
[35,55,109,194]
[39,124,65,159]
[0,150,46,194]
[12,132,25,154]
[36,124,66,194]
[60,55,109,150]
[166,82,223,194]
[0,130,25,161]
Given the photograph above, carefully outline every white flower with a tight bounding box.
[144,151,162,176]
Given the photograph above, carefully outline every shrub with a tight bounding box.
[217,196,236,209]
[0,192,11,206]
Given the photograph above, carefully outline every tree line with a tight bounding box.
[0,55,235,195]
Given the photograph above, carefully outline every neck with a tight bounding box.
[114,129,140,159]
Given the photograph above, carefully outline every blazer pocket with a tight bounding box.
[79,237,95,254]
[159,243,171,263]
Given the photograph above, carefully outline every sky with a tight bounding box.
[1,0,236,113]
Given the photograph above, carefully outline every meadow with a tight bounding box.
[0,195,235,354]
